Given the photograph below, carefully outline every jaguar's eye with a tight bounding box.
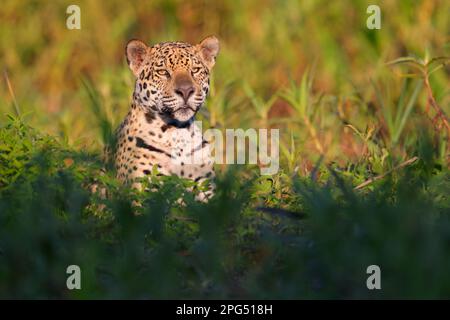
[156,69,170,77]
[192,67,201,74]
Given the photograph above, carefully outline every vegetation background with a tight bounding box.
[0,0,449,298]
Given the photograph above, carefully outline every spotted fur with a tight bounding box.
[114,36,219,201]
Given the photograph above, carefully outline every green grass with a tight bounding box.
[0,117,449,299]
[0,0,449,299]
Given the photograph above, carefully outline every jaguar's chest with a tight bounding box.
[114,108,213,184]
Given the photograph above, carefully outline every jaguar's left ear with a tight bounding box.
[196,36,220,70]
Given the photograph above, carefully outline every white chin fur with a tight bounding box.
[174,108,195,122]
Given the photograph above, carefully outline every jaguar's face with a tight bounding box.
[126,36,219,123]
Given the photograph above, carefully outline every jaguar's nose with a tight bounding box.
[174,73,195,102]
[175,86,194,102]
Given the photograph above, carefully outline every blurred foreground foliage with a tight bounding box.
[0,117,449,299]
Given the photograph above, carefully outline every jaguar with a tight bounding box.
[113,36,219,201]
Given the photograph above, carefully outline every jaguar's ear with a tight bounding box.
[126,39,149,76]
[196,36,220,70]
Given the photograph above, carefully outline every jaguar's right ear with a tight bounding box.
[125,39,149,76]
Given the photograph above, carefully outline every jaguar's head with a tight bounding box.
[126,36,219,124]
